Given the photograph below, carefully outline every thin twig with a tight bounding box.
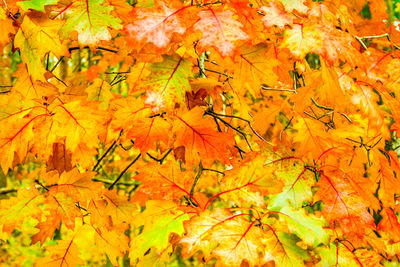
[261,85,296,93]
[108,153,141,190]
[311,97,333,111]
[68,46,118,53]
[190,162,203,197]
[355,36,368,50]
[280,116,293,140]
[0,188,17,195]
[46,53,50,70]
[52,75,68,87]
[235,145,245,159]
[146,149,172,164]
[50,56,64,72]
[202,168,225,176]
[206,111,252,150]
[206,110,267,142]
[92,178,137,186]
[358,33,390,41]
[35,179,49,191]
[341,113,352,123]
[93,140,118,171]
[204,68,233,78]
[105,71,131,74]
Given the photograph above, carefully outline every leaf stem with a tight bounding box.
[190,162,203,197]
[146,149,172,164]
[261,85,296,93]
[311,97,333,111]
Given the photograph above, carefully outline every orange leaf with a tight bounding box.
[194,8,248,56]
[173,107,235,166]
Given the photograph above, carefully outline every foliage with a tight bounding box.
[1,0,400,266]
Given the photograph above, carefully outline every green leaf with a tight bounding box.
[276,233,309,267]
[14,16,65,81]
[85,78,114,109]
[17,0,58,12]
[130,200,189,263]
[136,0,155,8]
[269,164,314,209]
[60,0,122,45]
[143,54,192,103]
[279,206,329,246]
[278,0,308,13]
[316,244,362,267]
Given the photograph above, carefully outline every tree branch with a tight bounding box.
[108,153,141,190]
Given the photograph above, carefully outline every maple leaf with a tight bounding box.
[87,198,113,229]
[270,232,310,266]
[49,100,104,167]
[132,161,193,203]
[44,168,99,202]
[93,1,131,25]
[260,3,293,29]
[219,154,284,207]
[0,8,15,52]
[269,161,315,209]
[278,0,308,13]
[295,60,345,110]
[279,206,329,246]
[0,187,44,234]
[281,24,322,60]
[44,192,82,230]
[60,0,122,45]
[100,190,136,223]
[130,200,189,263]
[126,2,186,48]
[228,0,264,41]
[85,78,114,109]
[194,9,248,57]
[209,216,266,266]
[173,107,236,166]
[11,64,59,100]
[185,88,208,109]
[46,142,73,173]
[140,54,193,103]
[378,207,400,242]
[36,239,85,267]
[3,0,400,265]
[180,208,266,266]
[315,168,375,237]
[92,225,129,266]
[110,96,153,135]
[181,208,309,266]
[31,217,60,245]
[315,243,371,267]
[291,117,328,160]
[374,153,400,208]
[233,44,280,95]
[14,15,66,81]
[0,109,37,172]
[125,116,170,154]
[282,23,360,65]
[17,0,58,12]
[2,96,103,171]
[350,82,382,123]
